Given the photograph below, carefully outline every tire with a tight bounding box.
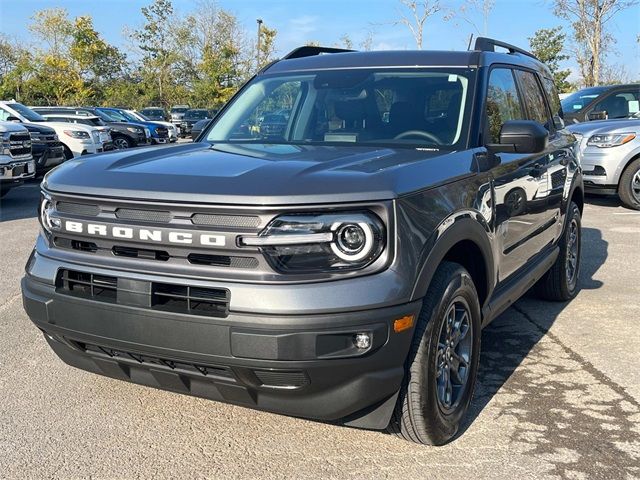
[62,145,74,160]
[112,135,132,150]
[535,201,582,301]
[618,158,640,211]
[388,262,481,445]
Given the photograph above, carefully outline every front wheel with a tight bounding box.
[388,262,481,445]
[112,136,132,150]
[618,158,640,210]
[535,201,582,301]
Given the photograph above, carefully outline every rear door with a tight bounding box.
[485,67,560,281]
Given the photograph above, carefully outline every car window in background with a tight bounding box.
[560,86,608,113]
[593,89,640,119]
[171,107,188,114]
[6,103,46,122]
[486,68,524,143]
[514,70,551,128]
[185,110,208,119]
[101,109,129,122]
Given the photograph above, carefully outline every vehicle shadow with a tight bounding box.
[457,227,639,478]
[0,180,41,222]
[584,193,623,208]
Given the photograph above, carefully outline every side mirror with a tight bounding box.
[6,116,21,122]
[487,120,549,154]
[588,111,607,121]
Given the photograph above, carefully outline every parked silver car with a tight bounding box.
[568,115,640,210]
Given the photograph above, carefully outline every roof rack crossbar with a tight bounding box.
[474,37,538,60]
[283,46,355,60]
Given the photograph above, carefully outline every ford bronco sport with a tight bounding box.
[22,38,583,445]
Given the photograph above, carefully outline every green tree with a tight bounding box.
[257,24,277,69]
[529,27,573,92]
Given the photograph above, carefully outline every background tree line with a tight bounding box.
[0,0,276,109]
[0,0,637,108]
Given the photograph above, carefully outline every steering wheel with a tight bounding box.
[394,130,443,145]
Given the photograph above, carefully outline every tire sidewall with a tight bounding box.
[619,159,640,210]
[416,269,482,443]
[560,202,582,299]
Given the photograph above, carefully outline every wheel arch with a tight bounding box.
[410,216,494,311]
[617,151,640,188]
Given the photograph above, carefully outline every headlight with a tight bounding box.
[587,132,636,148]
[239,211,385,273]
[144,128,151,137]
[126,127,141,134]
[39,193,61,234]
[63,130,90,139]
[29,134,43,142]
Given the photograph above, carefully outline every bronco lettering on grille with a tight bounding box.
[63,220,226,247]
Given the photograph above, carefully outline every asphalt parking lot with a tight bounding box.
[1,182,639,480]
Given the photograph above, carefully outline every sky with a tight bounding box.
[1,0,639,82]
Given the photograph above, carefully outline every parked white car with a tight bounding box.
[0,101,105,159]
[39,114,113,151]
[125,109,178,142]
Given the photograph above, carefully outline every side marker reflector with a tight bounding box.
[393,315,415,333]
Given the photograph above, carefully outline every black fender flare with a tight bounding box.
[410,214,495,309]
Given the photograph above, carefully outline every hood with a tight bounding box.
[567,118,640,135]
[43,142,477,205]
[23,122,56,135]
[0,121,28,133]
[38,121,95,133]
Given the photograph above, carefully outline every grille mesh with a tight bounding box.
[192,213,260,229]
[115,208,172,223]
[56,201,101,217]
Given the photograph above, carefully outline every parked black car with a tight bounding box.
[190,118,213,140]
[32,107,151,149]
[180,109,212,137]
[140,107,167,122]
[22,123,65,175]
[561,83,640,123]
[23,39,583,446]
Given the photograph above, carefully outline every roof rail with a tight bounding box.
[474,37,538,60]
[283,46,355,60]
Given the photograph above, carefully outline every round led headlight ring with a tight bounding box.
[330,221,375,262]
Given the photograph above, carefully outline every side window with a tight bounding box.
[514,70,551,128]
[486,68,524,143]
[594,90,640,119]
[542,77,563,126]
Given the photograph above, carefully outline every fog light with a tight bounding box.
[353,332,372,349]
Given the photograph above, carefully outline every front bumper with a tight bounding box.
[580,141,638,193]
[32,144,65,174]
[0,156,35,185]
[22,253,420,428]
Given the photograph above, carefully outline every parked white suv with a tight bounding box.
[0,101,105,159]
[39,114,113,151]
[0,121,35,197]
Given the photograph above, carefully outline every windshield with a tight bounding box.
[205,69,472,148]
[8,103,46,122]
[100,109,131,122]
[185,110,208,119]
[561,87,609,113]
[142,109,164,117]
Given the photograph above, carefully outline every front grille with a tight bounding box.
[116,208,172,223]
[551,170,566,189]
[187,253,259,269]
[77,342,234,379]
[8,133,31,157]
[57,269,230,317]
[113,245,170,261]
[54,237,99,253]
[56,201,101,216]
[58,270,118,303]
[253,370,309,388]
[192,213,260,229]
[155,127,169,137]
[152,283,229,317]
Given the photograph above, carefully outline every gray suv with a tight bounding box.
[22,38,583,445]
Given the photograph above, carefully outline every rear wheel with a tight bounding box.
[618,158,640,210]
[536,201,581,301]
[388,262,481,445]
